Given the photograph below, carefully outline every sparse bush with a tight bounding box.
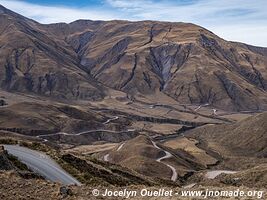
[20,141,48,152]
[0,138,18,145]
[6,154,29,171]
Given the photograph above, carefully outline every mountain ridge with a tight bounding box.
[0,5,267,111]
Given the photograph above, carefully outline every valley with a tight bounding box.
[0,4,266,200]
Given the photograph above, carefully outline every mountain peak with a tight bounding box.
[0,5,14,14]
[0,4,7,12]
[0,6,266,111]
[0,4,20,20]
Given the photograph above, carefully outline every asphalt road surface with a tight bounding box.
[4,145,81,186]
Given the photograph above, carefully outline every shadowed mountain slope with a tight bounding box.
[0,5,105,100]
[0,5,267,111]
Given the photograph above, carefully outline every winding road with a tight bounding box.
[194,103,209,111]
[103,116,119,124]
[151,141,177,182]
[103,140,177,181]
[4,145,81,186]
[37,128,136,139]
[194,104,219,116]
[36,116,125,140]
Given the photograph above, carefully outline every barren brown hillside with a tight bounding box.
[0,5,267,111]
[0,5,266,199]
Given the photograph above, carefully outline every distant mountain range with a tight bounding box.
[0,5,267,111]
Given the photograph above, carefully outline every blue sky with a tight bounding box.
[0,0,267,47]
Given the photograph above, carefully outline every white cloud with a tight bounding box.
[0,0,119,23]
[210,25,267,47]
[106,0,267,24]
[0,0,267,47]
[106,0,267,47]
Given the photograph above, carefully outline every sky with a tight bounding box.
[0,0,267,47]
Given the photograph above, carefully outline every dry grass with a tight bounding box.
[163,137,217,167]
[65,143,117,155]
[0,171,265,200]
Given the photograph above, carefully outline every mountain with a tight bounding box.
[0,5,106,100]
[188,112,267,158]
[184,112,267,188]
[0,5,266,198]
[65,20,267,112]
[0,5,267,111]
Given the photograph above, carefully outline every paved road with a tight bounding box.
[4,145,81,186]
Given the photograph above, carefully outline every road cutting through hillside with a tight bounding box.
[194,103,209,111]
[103,116,119,124]
[151,141,177,181]
[4,145,81,186]
[36,116,123,140]
[36,128,136,139]
[117,142,125,151]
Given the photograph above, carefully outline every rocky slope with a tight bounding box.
[0,146,13,170]
[0,5,267,111]
[0,5,105,100]
[1,171,264,200]
[65,20,267,112]
[0,102,106,136]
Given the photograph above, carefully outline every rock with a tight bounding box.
[0,146,14,170]
[59,186,72,198]
[0,99,7,106]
